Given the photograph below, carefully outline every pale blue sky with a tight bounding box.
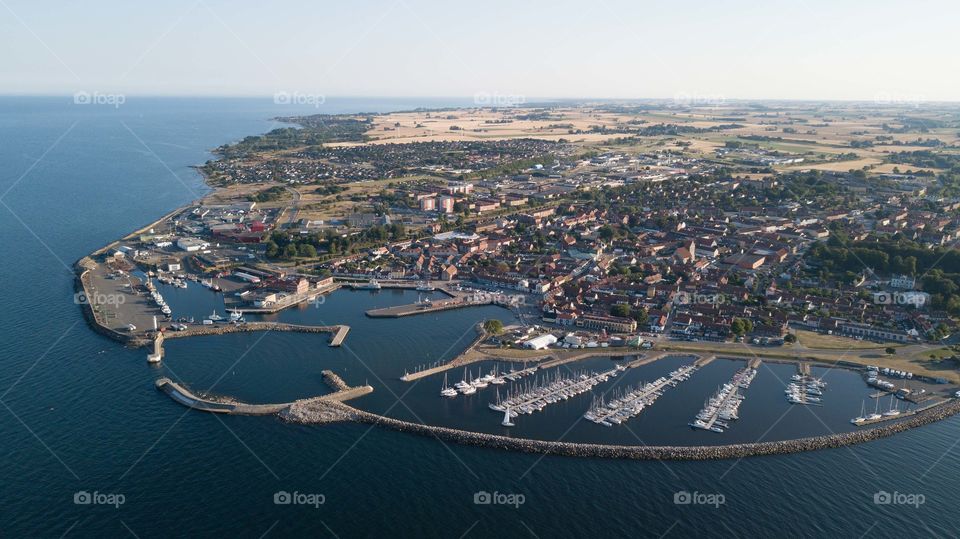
[1,0,957,100]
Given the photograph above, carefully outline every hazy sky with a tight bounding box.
[2,0,957,100]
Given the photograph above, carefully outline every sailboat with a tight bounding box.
[882,395,901,417]
[866,398,883,421]
[850,400,867,424]
[501,405,515,427]
[457,369,476,394]
[440,373,458,398]
[472,368,489,389]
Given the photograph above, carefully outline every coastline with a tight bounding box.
[74,106,960,462]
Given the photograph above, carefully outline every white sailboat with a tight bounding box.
[850,400,867,424]
[440,373,458,398]
[866,398,883,421]
[882,395,901,417]
[501,405,515,427]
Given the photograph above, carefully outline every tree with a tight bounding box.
[598,225,615,241]
[265,241,280,258]
[483,319,504,335]
[784,333,797,343]
[298,244,317,258]
[282,244,298,259]
[611,304,631,318]
[885,347,897,355]
[731,318,753,336]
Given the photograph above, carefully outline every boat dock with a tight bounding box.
[585,363,699,426]
[785,372,825,406]
[689,366,758,433]
[491,365,626,421]
[695,355,717,368]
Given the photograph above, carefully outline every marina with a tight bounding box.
[785,371,826,406]
[442,363,541,398]
[488,365,626,423]
[584,363,698,426]
[689,366,758,433]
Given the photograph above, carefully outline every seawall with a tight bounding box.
[282,398,960,461]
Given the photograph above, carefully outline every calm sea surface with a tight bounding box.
[1,96,959,538]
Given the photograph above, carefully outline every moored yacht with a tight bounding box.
[440,373,458,398]
[851,400,867,424]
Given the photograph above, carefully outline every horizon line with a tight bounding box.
[1,93,959,105]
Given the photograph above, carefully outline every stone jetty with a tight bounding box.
[280,396,960,461]
[156,375,373,417]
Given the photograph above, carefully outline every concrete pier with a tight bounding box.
[695,355,717,367]
[161,322,350,347]
[328,325,350,347]
[147,333,164,363]
[366,297,487,318]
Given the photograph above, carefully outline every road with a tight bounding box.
[284,186,302,226]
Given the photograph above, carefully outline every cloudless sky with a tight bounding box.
[1,0,957,100]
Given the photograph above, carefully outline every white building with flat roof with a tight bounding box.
[523,334,558,350]
[176,237,209,252]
